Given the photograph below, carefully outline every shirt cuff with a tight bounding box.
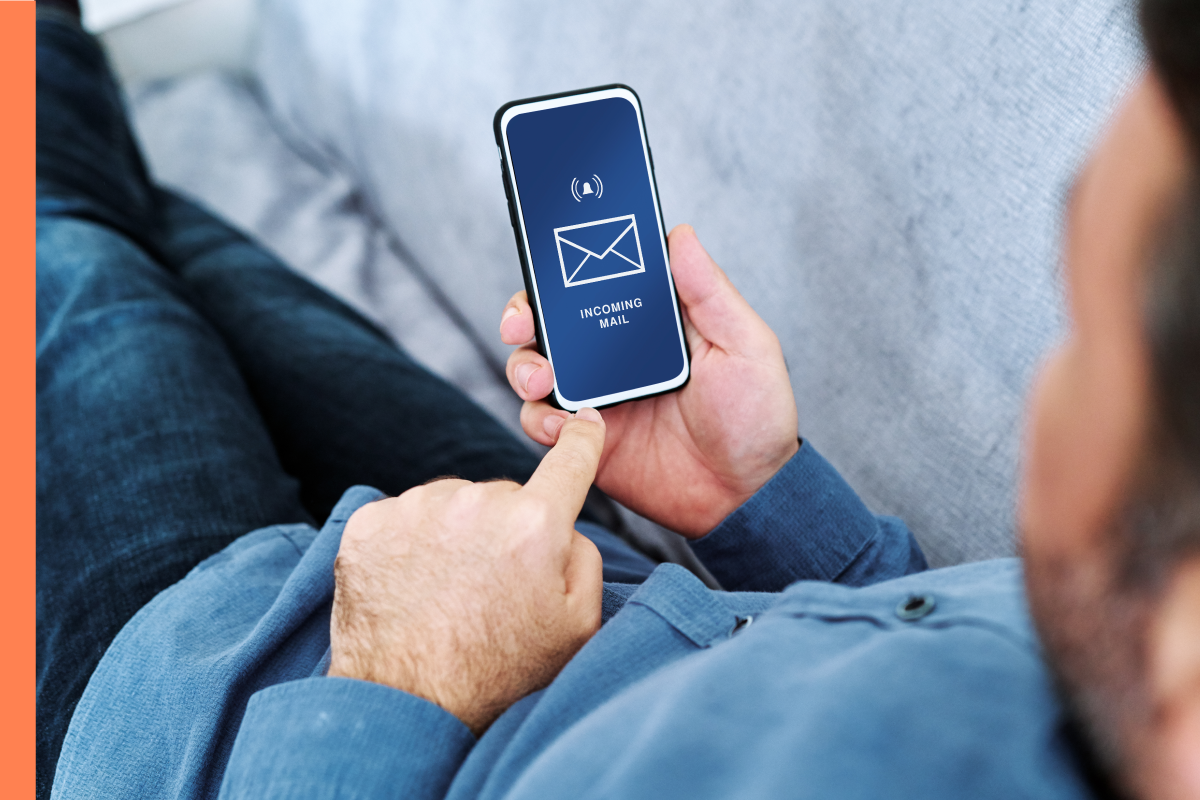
[690,440,884,592]
[219,677,474,800]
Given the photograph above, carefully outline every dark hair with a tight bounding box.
[1120,0,1200,589]
[1141,0,1200,154]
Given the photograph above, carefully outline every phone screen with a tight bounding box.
[497,86,689,410]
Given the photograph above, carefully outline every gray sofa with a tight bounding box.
[127,0,1142,568]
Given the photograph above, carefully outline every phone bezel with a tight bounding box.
[494,84,690,411]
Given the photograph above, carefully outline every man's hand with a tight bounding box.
[501,225,799,538]
[328,410,606,736]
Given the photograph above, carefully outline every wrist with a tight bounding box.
[329,647,501,736]
[675,437,802,540]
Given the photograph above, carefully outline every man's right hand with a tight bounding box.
[328,410,606,736]
[500,224,800,539]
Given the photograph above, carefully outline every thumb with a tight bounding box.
[669,224,765,354]
[522,408,606,525]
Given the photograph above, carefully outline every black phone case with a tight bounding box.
[492,83,690,410]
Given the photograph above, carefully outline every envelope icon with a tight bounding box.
[554,214,646,288]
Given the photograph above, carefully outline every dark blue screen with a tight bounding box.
[506,95,686,404]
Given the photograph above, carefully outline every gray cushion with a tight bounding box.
[143,0,1144,566]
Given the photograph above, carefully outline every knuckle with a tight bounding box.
[395,484,428,505]
[460,480,497,502]
[444,481,501,524]
[454,482,487,507]
[388,490,425,520]
[343,499,389,544]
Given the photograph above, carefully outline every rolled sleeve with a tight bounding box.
[219,677,474,800]
[690,441,926,592]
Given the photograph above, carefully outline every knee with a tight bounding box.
[36,217,176,345]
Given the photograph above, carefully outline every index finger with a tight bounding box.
[521,408,606,524]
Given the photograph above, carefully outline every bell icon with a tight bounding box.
[570,175,603,202]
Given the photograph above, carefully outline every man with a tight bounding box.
[36,1,1199,800]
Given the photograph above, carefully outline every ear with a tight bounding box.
[1150,558,1200,797]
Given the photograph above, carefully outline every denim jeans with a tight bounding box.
[35,13,654,797]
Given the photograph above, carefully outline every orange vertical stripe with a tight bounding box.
[0,1,36,797]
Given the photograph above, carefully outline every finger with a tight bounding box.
[342,478,470,548]
[520,400,568,447]
[668,224,771,356]
[522,408,606,524]
[506,344,554,401]
[500,290,535,345]
[563,532,603,631]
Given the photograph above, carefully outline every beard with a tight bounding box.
[1025,390,1200,799]
[1023,515,1167,800]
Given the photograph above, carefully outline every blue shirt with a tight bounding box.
[51,443,1094,799]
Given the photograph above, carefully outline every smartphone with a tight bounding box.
[494,84,690,411]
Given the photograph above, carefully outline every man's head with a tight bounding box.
[1020,1,1200,797]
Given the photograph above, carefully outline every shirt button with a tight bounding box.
[895,594,936,621]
